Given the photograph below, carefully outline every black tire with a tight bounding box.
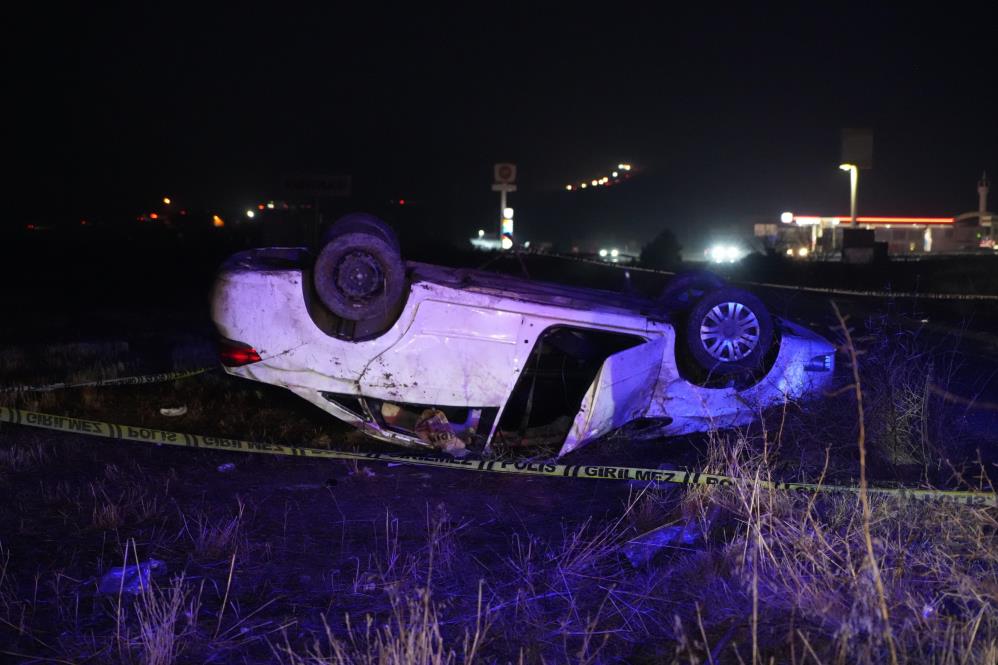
[322,213,400,251]
[313,228,405,322]
[657,270,726,310]
[683,287,774,375]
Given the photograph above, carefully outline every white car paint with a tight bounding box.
[212,248,836,457]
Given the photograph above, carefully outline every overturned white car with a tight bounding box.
[211,214,835,457]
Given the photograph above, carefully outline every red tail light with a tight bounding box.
[219,338,262,367]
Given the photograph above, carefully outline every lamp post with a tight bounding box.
[839,163,858,227]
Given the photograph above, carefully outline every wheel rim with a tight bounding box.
[336,251,384,300]
[699,301,761,362]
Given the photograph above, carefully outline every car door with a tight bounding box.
[558,337,666,457]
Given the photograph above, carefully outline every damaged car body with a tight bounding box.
[211,214,836,457]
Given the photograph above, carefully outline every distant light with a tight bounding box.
[780,211,794,224]
[591,180,598,186]
[798,247,809,257]
[610,248,619,258]
[80,219,88,226]
[257,204,265,210]
[501,236,513,250]
[212,214,225,228]
[599,249,608,258]
[794,216,821,226]
[566,185,573,191]
[245,210,255,219]
[399,199,406,206]
[612,171,618,178]
[839,163,857,172]
[502,207,514,219]
[266,202,275,209]
[786,248,794,256]
[149,213,159,220]
[524,241,531,248]
[163,197,171,205]
[617,163,632,171]
[478,229,485,238]
[580,183,587,189]
[707,244,744,263]
[856,216,954,225]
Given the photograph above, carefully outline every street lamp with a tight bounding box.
[839,163,858,227]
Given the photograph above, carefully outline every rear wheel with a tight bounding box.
[313,215,405,323]
[321,212,400,251]
[683,287,773,376]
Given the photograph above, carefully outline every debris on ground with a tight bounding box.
[415,408,469,457]
[621,521,703,567]
[621,506,721,567]
[159,405,188,417]
[97,559,166,595]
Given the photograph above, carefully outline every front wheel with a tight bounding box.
[683,287,774,376]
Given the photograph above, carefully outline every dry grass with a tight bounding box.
[131,575,201,665]
[671,430,998,664]
[272,583,491,665]
[179,498,246,561]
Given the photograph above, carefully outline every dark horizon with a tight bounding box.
[8,4,997,252]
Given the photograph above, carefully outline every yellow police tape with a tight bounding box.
[0,406,994,508]
[0,368,212,394]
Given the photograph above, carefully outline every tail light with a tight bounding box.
[219,338,262,367]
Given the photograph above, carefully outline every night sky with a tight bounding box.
[9,4,998,252]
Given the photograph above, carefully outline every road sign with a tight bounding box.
[283,174,352,197]
[494,163,517,184]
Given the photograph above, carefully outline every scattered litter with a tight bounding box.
[621,521,704,567]
[415,408,468,457]
[97,559,165,595]
[159,406,188,417]
[217,462,236,473]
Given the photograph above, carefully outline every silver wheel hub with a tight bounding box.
[699,301,761,362]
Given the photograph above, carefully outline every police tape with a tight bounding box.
[0,367,213,394]
[0,406,994,508]
[548,253,998,301]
